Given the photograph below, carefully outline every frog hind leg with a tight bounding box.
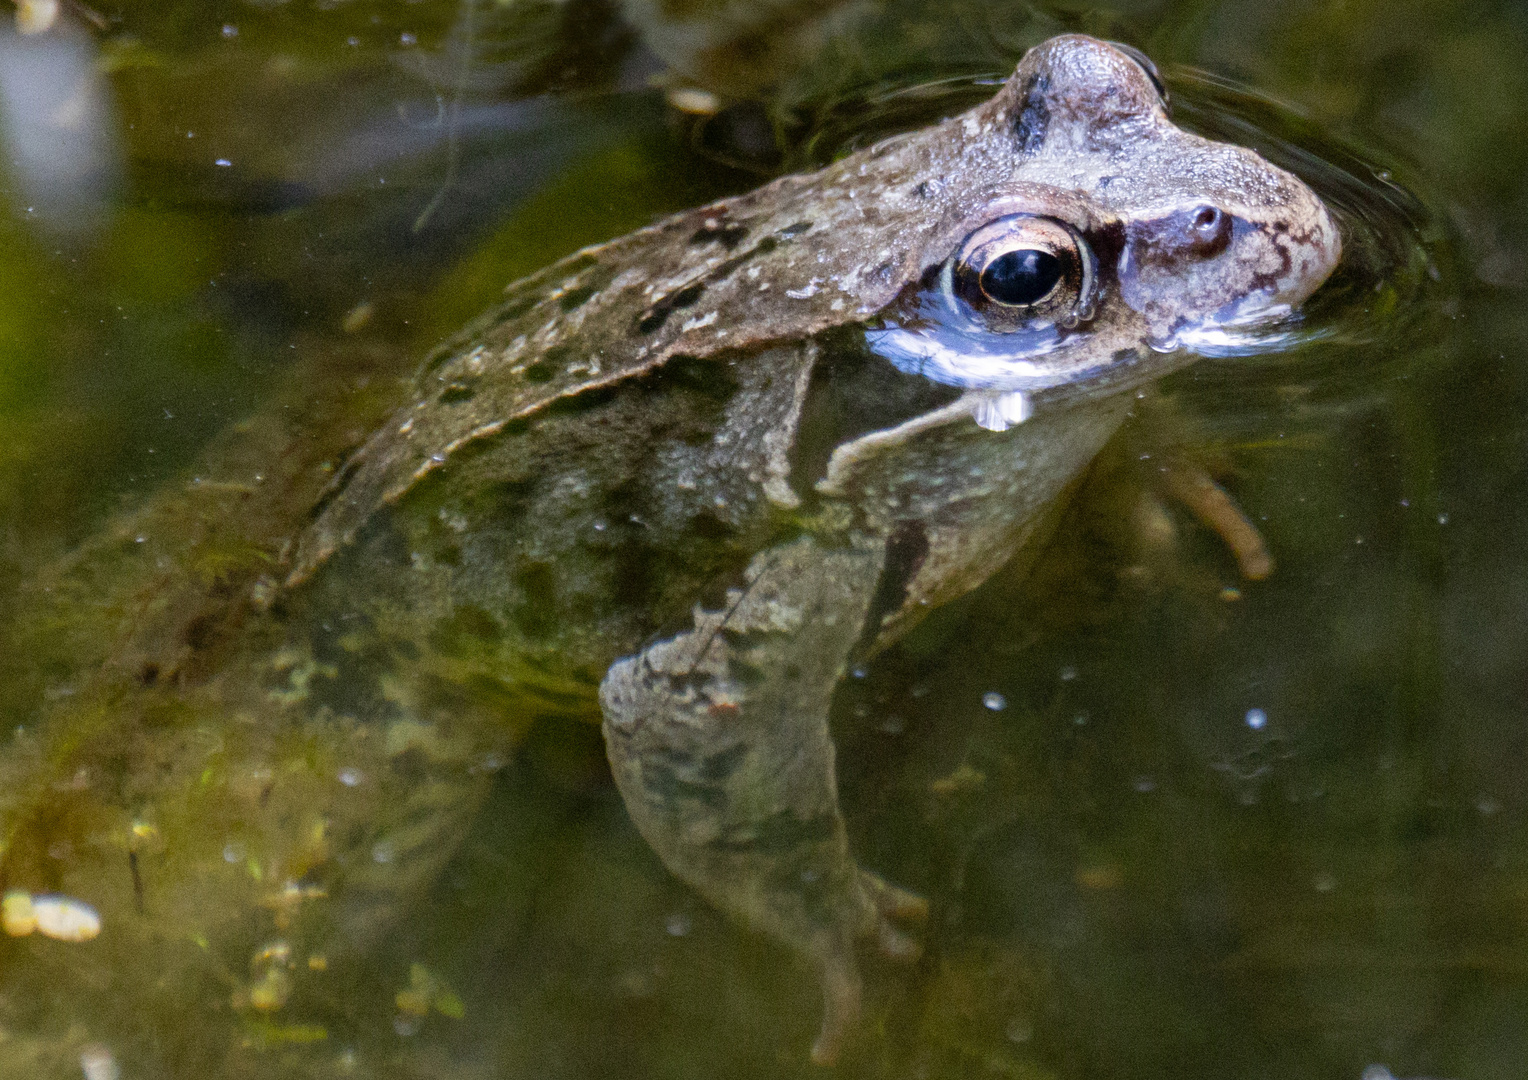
[600,534,914,1064]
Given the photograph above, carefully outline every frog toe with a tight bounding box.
[1159,454,1273,580]
[859,868,929,923]
[809,950,863,1066]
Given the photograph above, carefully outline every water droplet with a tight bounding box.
[220,23,237,38]
[1245,708,1267,730]
[214,158,232,167]
[1059,665,1078,681]
[372,840,394,864]
[664,912,691,937]
[1132,776,1156,793]
[1313,872,1336,893]
[337,767,363,787]
[982,692,1007,711]
[399,32,416,46]
[223,841,245,863]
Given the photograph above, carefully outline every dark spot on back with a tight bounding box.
[522,361,555,383]
[1014,73,1050,154]
[637,309,670,334]
[690,220,750,250]
[558,284,597,312]
[672,282,705,308]
[546,385,619,416]
[439,382,476,404]
[634,278,708,335]
[635,228,799,335]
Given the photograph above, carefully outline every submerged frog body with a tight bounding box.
[0,35,1338,1070]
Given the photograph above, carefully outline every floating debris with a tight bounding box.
[3,890,101,941]
[249,967,293,1012]
[930,763,986,797]
[242,939,295,1012]
[34,894,102,941]
[2,890,36,936]
[666,87,719,115]
[79,1044,120,1080]
[395,962,464,1021]
[342,301,375,334]
[13,0,59,35]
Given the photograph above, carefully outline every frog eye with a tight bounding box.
[948,215,1096,332]
[977,249,1061,306]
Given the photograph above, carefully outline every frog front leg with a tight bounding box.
[600,533,920,1064]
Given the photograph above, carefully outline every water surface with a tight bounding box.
[0,1,1526,1078]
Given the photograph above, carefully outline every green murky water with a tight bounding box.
[0,1,1525,1077]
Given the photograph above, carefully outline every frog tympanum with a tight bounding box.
[3,35,1339,1068]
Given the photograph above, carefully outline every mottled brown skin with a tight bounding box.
[276,34,1340,1063]
[0,36,1339,1071]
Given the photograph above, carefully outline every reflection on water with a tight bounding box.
[0,1,1525,1078]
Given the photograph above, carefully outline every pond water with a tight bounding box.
[0,1,1526,1078]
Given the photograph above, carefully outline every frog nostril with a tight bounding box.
[1187,205,1232,257]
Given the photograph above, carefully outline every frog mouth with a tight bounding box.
[1149,295,1312,357]
[865,320,1120,393]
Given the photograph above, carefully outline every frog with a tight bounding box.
[0,34,1339,1072]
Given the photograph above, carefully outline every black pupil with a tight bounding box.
[979,248,1062,306]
